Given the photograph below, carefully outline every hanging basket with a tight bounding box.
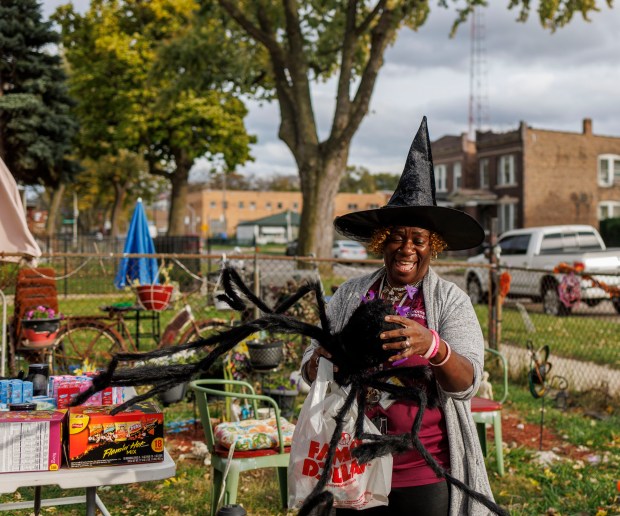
[247,340,283,371]
[136,285,174,311]
[21,318,61,348]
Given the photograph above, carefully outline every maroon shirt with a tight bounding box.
[364,279,450,487]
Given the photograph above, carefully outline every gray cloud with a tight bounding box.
[43,0,620,178]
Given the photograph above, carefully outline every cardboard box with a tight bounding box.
[67,401,164,468]
[0,410,65,473]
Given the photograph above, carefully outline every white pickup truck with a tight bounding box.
[465,224,620,316]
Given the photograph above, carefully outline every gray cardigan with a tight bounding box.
[301,267,495,515]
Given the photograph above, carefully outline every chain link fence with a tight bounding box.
[2,253,619,399]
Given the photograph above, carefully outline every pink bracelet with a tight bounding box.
[422,329,439,360]
[430,341,452,367]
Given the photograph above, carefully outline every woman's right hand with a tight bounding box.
[305,346,336,382]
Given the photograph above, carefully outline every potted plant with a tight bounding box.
[137,348,198,405]
[21,306,63,348]
[262,371,299,419]
[247,335,284,371]
[135,262,175,311]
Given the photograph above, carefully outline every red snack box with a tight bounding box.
[67,401,164,468]
[0,410,65,473]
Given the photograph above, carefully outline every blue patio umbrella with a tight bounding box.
[114,198,159,288]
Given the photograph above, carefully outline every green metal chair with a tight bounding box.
[190,379,290,516]
[471,347,508,476]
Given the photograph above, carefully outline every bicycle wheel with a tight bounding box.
[53,319,126,373]
[178,318,228,347]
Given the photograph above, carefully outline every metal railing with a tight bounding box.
[3,252,618,399]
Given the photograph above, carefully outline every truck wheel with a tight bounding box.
[612,298,620,314]
[542,281,571,316]
[466,277,485,305]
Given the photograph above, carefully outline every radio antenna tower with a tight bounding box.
[468,6,490,140]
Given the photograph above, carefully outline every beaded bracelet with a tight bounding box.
[430,341,452,367]
[423,329,441,360]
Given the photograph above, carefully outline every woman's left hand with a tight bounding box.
[380,315,433,363]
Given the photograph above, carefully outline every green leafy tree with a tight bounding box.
[201,0,612,258]
[72,151,166,237]
[54,0,255,235]
[339,166,376,193]
[374,172,400,192]
[0,0,78,232]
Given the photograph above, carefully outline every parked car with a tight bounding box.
[332,240,368,261]
[465,224,620,316]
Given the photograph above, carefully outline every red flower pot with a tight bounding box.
[21,318,61,348]
[136,285,174,311]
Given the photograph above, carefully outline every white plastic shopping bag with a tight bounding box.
[288,358,392,510]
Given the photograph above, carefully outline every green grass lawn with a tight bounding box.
[3,280,620,514]
[2,381,617,515]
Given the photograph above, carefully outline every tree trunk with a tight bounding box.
[297,149,349,258]
[167,151,191,236]
[109,181,127,238]
[46,183,65,245]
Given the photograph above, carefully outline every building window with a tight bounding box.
[498,155,515,186]
[598,201,620,219]
[238,201,244,209]
[209,201,216,209]
[598,154,620,187]
[479,159,489,188]
[498,202,516,233]
[249,202,256,210]
[292,202,299,210]
[266,202,272,209]
[347,203,358,210]
[277,202,283,209]
[222,201,228,209]
[435,164,447,192]
[368,203,380,209]
[453,162,462,191]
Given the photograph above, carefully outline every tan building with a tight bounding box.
[433,118,620,237]
[186,189,389,238]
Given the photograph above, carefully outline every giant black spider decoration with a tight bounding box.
[72,267,507,516]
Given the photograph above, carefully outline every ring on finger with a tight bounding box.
[404,339,410,349]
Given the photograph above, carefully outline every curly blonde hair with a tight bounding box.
[368,227,448,260]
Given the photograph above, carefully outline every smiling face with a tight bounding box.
[382,226,432,287]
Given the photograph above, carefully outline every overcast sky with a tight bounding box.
[43,1,620,178]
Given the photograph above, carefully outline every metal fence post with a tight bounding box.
[253,253,260,320]
[488,218,499,350]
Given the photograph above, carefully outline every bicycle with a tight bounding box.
[51,287,229,374]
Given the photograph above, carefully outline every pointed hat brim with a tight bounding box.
[334,205,485,250]
[333,116,484,250]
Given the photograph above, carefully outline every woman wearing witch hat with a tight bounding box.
[302,117,495,515]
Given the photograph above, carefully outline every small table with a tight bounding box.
[100,304,162,349]
[0,449,176,515]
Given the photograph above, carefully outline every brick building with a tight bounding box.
[432,118,620,236]
[186,189,389,238]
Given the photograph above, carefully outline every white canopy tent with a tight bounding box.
[0,157,41,376]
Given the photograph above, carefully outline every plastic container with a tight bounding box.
[25,363,50,397]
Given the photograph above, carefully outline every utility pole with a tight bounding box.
[488,218,499,350]
[468,6,490,140]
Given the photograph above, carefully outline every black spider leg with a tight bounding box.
[298,384,361,516]
[351,370,508,516]
[72,313,330,410]
[217,266,272,313]
[218,266,329,333]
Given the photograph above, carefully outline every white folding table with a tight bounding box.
[0,449,175,515]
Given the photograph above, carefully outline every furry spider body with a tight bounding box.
[71,267,506,516]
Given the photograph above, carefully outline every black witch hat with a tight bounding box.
[334,116,484,250]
